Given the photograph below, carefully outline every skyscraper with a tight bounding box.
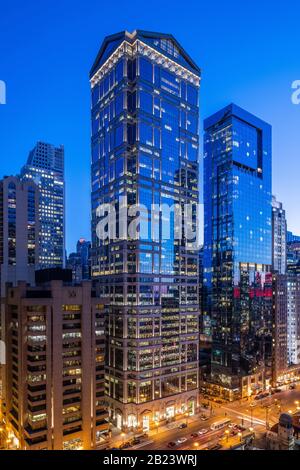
[21,141,65,269]
[272,195,287,274]
[90,30,201,430]
[203,104,273,400]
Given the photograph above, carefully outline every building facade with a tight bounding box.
[67,239,91,282]
[266,413,296,450]
[0,176,39,295]
[4,272,108,450]
[21,141,65,269]
[287,241,300,275]
[273,274,289,383]
[287,274,300,367]
[0,176,40,413]
[287,231,300,243]
[90,30,201,430]
[203,104,273,400]
[272,273,300,385]
[272,195,286,274]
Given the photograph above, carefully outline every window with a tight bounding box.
[139,58,153,83]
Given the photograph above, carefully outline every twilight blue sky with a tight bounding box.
[0,0,299,253]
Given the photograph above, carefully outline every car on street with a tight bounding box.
[178,422,188,429]
[129,438,141,446]
[177,437,188,444]
[191,433,199,438]
[119,442,132,449]
[167,442,177,448]
[255,392,270,400]
[200,415,209,421]
[237,425,246,432]
[198,428,209,435]
[289,384,296,390]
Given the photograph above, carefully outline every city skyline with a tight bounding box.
[1,2,300,455]
[0,0,300,253]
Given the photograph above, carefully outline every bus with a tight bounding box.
[210,418,231,431]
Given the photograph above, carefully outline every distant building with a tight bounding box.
[21,141,65,269]
[67,239,91,282]
[272,196,286,274]
[287,241,300,275]
[67,251,82,283]
[287,231,300,243]
[4,270,108,450]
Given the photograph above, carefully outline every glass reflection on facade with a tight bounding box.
[203,104,273,400]
[90,30,201,428]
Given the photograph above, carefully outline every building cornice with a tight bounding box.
[90,39,201,88]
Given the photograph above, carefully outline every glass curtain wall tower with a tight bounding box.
[203,104,273,400]
[90,30,201,430]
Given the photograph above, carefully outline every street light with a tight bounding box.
[238,432,242,443]
[225,429,230,442]
[121,432,125,444]
[194,442,199,449]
